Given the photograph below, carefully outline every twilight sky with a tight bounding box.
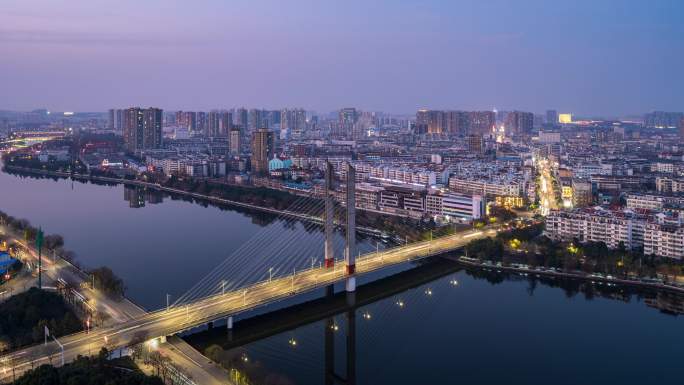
[1,0,682,116]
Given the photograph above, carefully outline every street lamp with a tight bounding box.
[269,267,273,282]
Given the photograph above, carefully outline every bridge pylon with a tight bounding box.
[324,161,335,268]
[345,162,356,292]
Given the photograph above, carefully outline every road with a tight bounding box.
[537,158,559,216]
[0,227,229,384]
[3,231,144,325]
[161,336,229,385]
[0,226,500,382]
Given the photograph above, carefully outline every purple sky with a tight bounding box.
[1,0,683,116]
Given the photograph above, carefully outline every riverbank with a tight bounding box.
[3,165,388,238]
[453,256,684,295]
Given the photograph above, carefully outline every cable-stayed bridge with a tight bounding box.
[0,163,500,381]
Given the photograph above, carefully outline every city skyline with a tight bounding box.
[1,0,683,116]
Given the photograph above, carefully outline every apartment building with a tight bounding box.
[625,194,684,211]
[449,177,522,197]
[644,216,684,259]
[546,208,684,259]
[545,208,645,250]
[426,192,484,221]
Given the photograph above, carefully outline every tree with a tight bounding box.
[44,234,64,251]
[90,267,126,298]
[205,344,225,363]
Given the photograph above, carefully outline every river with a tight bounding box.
[1,168,683,385]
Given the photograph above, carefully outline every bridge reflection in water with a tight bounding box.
[185,257,684,384]
[185,258,461,384]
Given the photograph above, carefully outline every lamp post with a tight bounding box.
[36,228,43,289]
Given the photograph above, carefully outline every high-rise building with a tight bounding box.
[123,107,162,152]
[143,108,163,149]
[188,111,197,131]
[680,117,684,139]
[176,111,197,131]
[229,127,241,155]
[207,111,220,137]
[495,110,509,124]
[108,109,115,131]
[220,111,233,134]
[116,109,124,133]
[644,111,684,129]
[338,108,358,138]
[468,111,496,136]
[108,109,124,133]
[504,111,534,136]
[428,110,446,134]
[197,112,207,134]
[415,109,429,134]
[164,111,176,125]
[467,134,484,154]
[251,128,275,174]
[415,109,446,135]
[174,111,183,127]
[263,110,280,129]
[236,108,248,131]
[248,109,264,131]
[281,108,307,136]
[445,111,469,135]
[546,110,558,125]
[418,110,494,136]
[123,108,143,152]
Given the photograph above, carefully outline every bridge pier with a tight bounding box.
[226,316,233,341]
[345,276,356,293]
